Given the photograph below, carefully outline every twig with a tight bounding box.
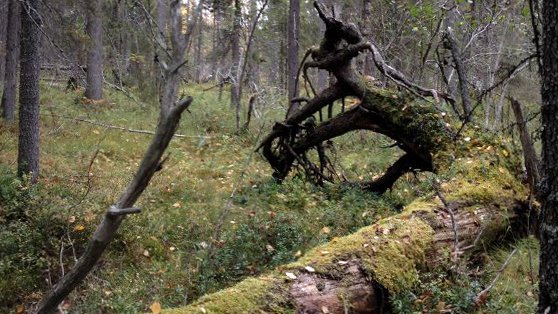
[47,114,210,139]
[434,181,460,262]
[475,248,518,306]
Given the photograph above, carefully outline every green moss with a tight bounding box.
[357,79,453,158]
[288,217,434,292]
[163,277,281,314]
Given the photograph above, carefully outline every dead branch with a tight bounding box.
[34,2,195,312]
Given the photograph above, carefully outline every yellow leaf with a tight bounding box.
[73,225,85,232]
[16,304,25,314]
[149,301,161,314]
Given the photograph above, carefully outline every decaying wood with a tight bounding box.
[510,97,540,193]
[258,1,452,193]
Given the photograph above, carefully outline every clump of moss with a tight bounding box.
[164,277,282,314]
[288,217,434,292]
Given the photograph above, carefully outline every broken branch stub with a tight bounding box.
[259,1,452,193]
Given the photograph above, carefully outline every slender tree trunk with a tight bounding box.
[538,1,558,312]
[510,97,540,193]
[195,20,203,83]
[17,0,41,182]
[0,3,8,84]
[231,0,241,129]
[1,0,20,121]
[360,0,373,76]
[156,0,168,38]
[445,27,472,118]
[85,0,103,100]
[286,0,300,118]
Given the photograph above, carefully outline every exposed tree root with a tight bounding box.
[258,1,452,193]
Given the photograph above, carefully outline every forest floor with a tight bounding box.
[0,83,539,313]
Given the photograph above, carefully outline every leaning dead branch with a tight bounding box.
[34,2,194,313]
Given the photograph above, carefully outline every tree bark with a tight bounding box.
[17,0,40,182]
[445,27,472,118]
[1,0,20,121]
[85,0,103,100]
[0,2,8,84]
[510,97,540,193]
[538,1,558,312]
[231,0,242,129]
[360,0,373,76]
[286,0,300,117]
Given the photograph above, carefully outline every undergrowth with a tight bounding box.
[0,84,411,313]
[0,83,539,313]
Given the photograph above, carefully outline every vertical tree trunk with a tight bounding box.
[85,0,103,100]
[360,0,373,76]
[445,27,472,118]
[156,0,169,38]
[230,0,242,129]
[510,97,540,193]
[286,0,300,117]
[0,3,8,84]
[538,1,558,313]
[195,21,203,83]
[1,0,20,121]
[17,0,41,182]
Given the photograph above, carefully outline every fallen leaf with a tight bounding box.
[172,202,181,208]
[73,225,85,232]
[286,272,297,280]
[337,260,349,265]
[266,244,275,252]
[294,250,302,257]
[143,250,150,257]
[149,301,161,314]
[321,226,331,234]
[304,266,315,272]
[68,216,76,223]
[321,306,330,313]
[16,304,25,314]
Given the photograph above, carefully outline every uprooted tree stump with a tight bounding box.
[163,2,534,313]
[257,1,455,194]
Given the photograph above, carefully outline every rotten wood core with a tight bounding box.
[258,1,452,194]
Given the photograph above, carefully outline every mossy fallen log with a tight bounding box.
[163,2,532,312]
[164,150,530,313]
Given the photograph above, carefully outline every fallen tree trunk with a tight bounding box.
[162,2,532,312]
[164,153,530,313]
